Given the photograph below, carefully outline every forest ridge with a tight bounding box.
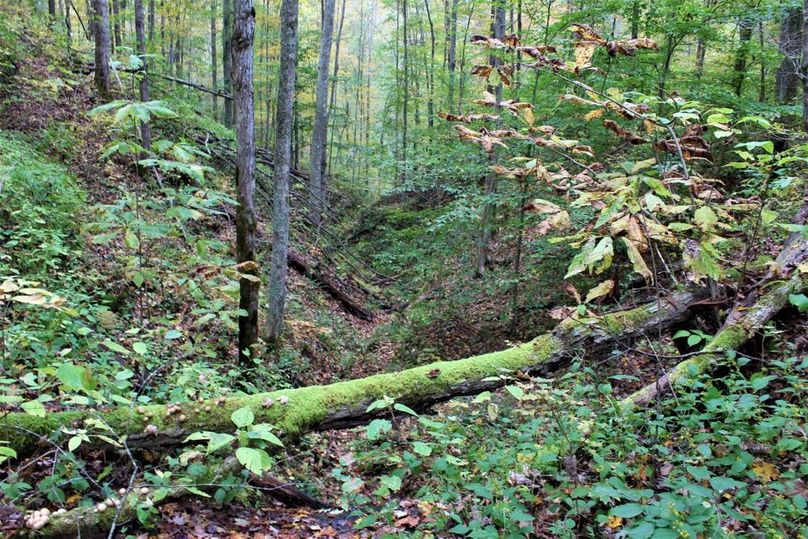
[0,0,806,537]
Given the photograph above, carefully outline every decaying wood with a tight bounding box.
[626,210,808,407]
[18,458,329,539]
[287,249,374,320]
[1,288,706,456]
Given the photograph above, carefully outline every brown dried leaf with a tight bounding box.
[602,119,648,144]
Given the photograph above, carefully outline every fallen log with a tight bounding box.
[626,219,808,406]
[287,249,374,320]
[1,289,706,455]
[18,458,329,539]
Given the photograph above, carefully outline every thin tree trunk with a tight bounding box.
[65,0,72,48]
[758,21,766,102]
[630,0,639,38]
[802,0,808,132]
[134,0,151,149]
[401,0,409,181]
[776,7,802,103]
[266,0,298,344]
[112,0,121,53]
[447,0,458,113]
[424,0,435,128]
[476,3,504,277]
[148,0,154,42]
[223,0,234,128]
[49,0,57,17]
[309,0,336,227]
[211,0,218,119]
[92,0,112,100]
[233,0,259,363]
[695,39,706,79]
[732,18,753,97]
[456,4,474,112]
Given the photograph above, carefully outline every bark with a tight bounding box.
[475,3,504,277]
[133,0,150,150]
[803,0,808,132]
[423,0,436,128]
[695,39,706,79]
[776,7,802,103]
[222,0,234,128]
[266,0,298,344]
[401,0,409,181]
[211,0,218,119]
[446,0,458,113]
[232,0,259,364]
[1,289,707,454]
[627,229,808,407]
[308,0,336,228]
[148,0,154,42]
[112,0,121,52]
[92,0,112,100]
[732,18,753,97]
[49,0,57,17]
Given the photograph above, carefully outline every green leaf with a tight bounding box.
[231,407,255,428]
[124,228,140,249]
[380,475,402,491]
[709,476,745,492]
[164,329,183,340]
[694,206,718,231]
[505,385,524,400]
[247,424,284,447]
[68,435,84,452]
[393,403,419,416]
[57,363,94,391]
[236,447,272,474]
[132,342,148,355]
[102,340,130,355]
[366,419,392,441]
[412,441,432,456]
[788,294,808,313]
[21,400,46,417]
[611,503,645,518]
[207,432,236,453]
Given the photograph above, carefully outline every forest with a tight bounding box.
[0,0,806,536]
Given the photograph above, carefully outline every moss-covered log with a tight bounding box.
[626,230,808,407]
[1,290,706,455]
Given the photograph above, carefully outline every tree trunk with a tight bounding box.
[222,0,234,128]
[148,0,154,42]
[231,0,258,364]
[327,0,346,175]
[92,0,112,100]
[48,0,57,17]
[2,289,709,455]
[266,0,298,344]
[112,0,120,53]
[630,0,639,39]
[695,39,706,79]
[732,18,753,97]
[803,0,808,132]
[424,0,435,128]
[210,0,218,119]
[308,0,336,228]
[134,0,150,149]
[776,7,802,103]
[475,3,504,277]
[446,0,458,113]
[401,0,409,182]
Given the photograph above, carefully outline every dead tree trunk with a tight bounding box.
[2,289,708,454]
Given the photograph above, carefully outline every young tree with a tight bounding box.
[266,0,299,344]
[134,0,151,148]
[802,0,808,131]
[223,0,234,127]
[232,0,259,362]
[92,0,112,100]
[308,0,336,227]
[211,0,219,119]
[476,2,505,276]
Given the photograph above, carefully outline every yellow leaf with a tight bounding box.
[606,515,623,529]
[583,109,604,121]
[584,279,614,303]
[752,461,779,483]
